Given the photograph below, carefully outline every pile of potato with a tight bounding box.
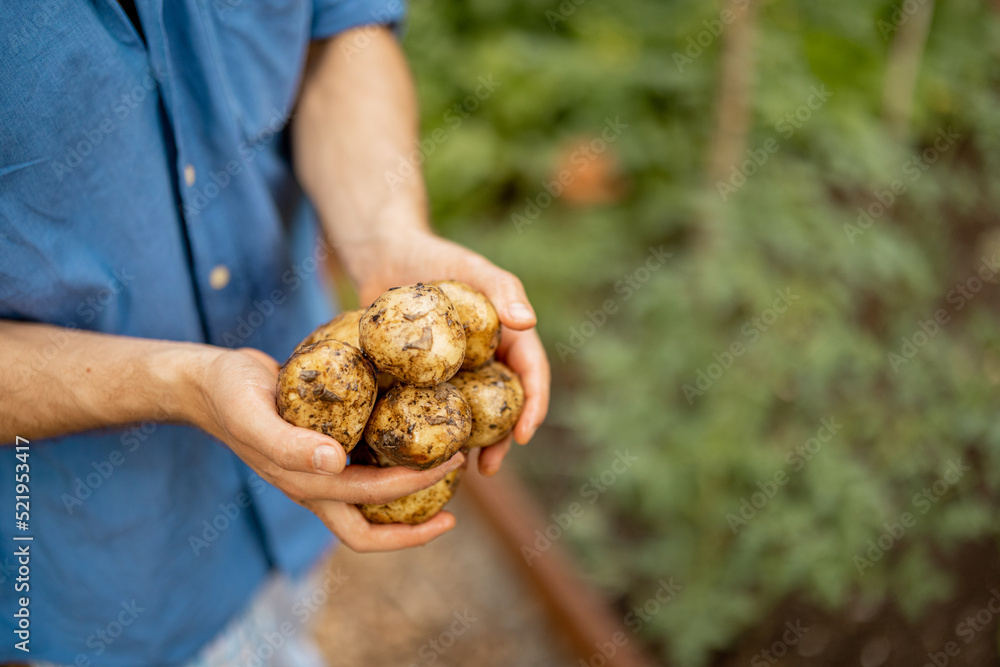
[276,281,524,524]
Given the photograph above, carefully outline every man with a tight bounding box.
[0,1,550,665]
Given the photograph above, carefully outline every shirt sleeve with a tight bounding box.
[311,0,407,40]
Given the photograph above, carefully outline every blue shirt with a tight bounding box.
[0,1,404,664]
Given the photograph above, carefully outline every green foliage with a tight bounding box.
[404,0,1000,663]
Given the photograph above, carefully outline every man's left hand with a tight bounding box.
[349,229,550,477]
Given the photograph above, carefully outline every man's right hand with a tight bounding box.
[187,347,464,552]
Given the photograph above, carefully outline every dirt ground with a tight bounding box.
[311,494,579,667]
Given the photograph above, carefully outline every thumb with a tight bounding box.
[232,374,349,475]
[475,264,537,331]
[260,417,349,476]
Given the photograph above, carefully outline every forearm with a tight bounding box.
[0,321,218,443]
[292,26,429,286]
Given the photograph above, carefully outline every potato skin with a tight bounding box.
[353,444,463,524]
[448,360,524,447]
[431,280,501,370]
[276,339,377,452]
[350,443,395,468]
[296,309,398,393]
[359,469,462,524]
[297,309,364,350]
[359,284,466,387]
[364,383,472,470]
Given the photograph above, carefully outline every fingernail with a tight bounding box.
[518,419,536,444]
[313,444,343,474]
[508,303,535,323]
[446,452,466,469]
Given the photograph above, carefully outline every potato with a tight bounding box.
[351,443,396,468]
[448,360,524,447]
[353,445,463,525]
[359,284,466,387]
[297,309,363,350]
[298,309,400,393]
[276,339,377,452]
[364,383,472,470]
[375,370,398,395]
[430,280,501,369]
[360,470,462,524]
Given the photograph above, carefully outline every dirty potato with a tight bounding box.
[359,470,462,524]
[431,280,501,370]
[359,284,466,387]
[354,444,463,525]
[353,444,463,525]
[350,442,396,468]
[297,309,364,350]
[448,360,525,448]
[364,383,472,470]
[299,309,399,393]
[276,339,377,452]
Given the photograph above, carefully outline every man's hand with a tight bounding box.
[293,27,550,479]
[347,230,551,477]
[188,347,465,552]
[0,321,463,552]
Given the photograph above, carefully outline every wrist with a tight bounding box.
[338,214,434,289]
[146,343,226,430]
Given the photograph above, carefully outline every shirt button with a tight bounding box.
[184,164,196,187]
[209,265,230,290]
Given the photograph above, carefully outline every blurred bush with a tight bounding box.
[403,0,1000,664]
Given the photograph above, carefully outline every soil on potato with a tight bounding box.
[310,494,578,667]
